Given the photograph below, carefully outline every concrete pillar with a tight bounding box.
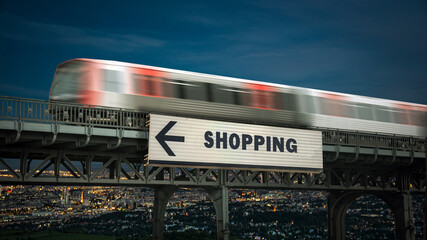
[152,186,178,240]
[205,187,230,240]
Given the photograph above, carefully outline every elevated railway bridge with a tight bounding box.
[0,96,425,240]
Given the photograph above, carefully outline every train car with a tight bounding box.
[49,58,427,138]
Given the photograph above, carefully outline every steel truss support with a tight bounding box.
[152,186,179,240]
[0,150,425,193]
[424,137,427,240]
[204,187,230,240]
[328,190,415,240]
[387,192,415,240]
[152,186,229,240]
[327,190,355,240]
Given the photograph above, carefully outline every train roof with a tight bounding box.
[59,58,427,110]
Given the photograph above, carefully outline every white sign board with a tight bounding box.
[148,114,323,172]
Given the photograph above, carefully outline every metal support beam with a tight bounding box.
[0,157,20,179]
[327,191,358,240]
[204,187,230,240]
[424,137,427,240]
[328,191,416,240]
[387,192,415,240]
[42,123,58,146]
[152,185,178,240]
[76,126,92,148]
[6,120,22,144]
[20,151,28,181]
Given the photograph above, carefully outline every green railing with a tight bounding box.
[0,96,148,130]
[0,96,425,152]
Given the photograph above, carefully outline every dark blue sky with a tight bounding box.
[1,1,426,104]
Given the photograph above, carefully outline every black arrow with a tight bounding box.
[155,121,185,156]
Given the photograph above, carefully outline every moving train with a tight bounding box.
[49,58,427,138]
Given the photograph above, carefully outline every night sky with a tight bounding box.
[1,1,426,104]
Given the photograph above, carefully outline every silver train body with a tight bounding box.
[49,59,427,138]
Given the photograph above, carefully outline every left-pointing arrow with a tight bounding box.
[155,121,185,156]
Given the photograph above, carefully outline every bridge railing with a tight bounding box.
[322,130,425,152]
[0,96,148,130]
[0,96,425,152]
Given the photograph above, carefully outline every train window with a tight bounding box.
[341,103,356,118]
[167,80,203,100]
[233,89,242,105]
[213,85,234,104]
[172,80,187,99]
[319,98,353,118]
[205,83,243,105]
[391,109,409,124]
[421,112,427,127]
[392,105,427,126]
[161,78,174,98]
[186,81,205,101]
[51,61,82,96]
[205,83,213,102]
[421,111,427,127]
[356,104,373,120]
[272,92,284,110]
[241,88,251,106]
[104,70,125,93]
[301,95,317,113]
[321,98,330,116]
[220,88,243,105]
[281,93,297,111]
[408,110,424,126]
[375,107,391,122]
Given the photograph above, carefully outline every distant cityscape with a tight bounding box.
[0,170,425,239]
